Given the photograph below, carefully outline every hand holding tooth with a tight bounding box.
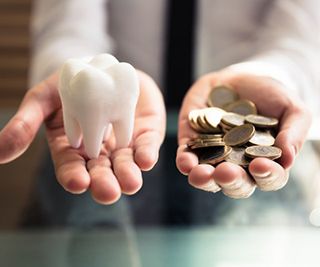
[0,54,166,204]
[59,54,140,159]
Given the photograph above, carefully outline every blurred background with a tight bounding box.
[0,0,46,229]
[0,0,320,266]
[0,0,29,105]
[0,0,320,230]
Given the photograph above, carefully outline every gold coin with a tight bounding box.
[245,145,282,160]
[225,147,251,167]
[191,140,225,149]
[197,114,213,133]
[224,99,257,115]
[188,109,203,131]
[269,129,277,138]
[190,137,223,146]
[197,134,224,140]
[249,130,275,146]
[207,85,239,108]
[188,138,207,148]
[220,121,233,129]
[194,137,224,143]
[199,146,232,165]
[221,112,245,127]
[220,124,233,134]
[209,127,222,134]
[189,118,202,132]
[203,107,226,128]
[245,114,278,128]
[187,139,199,148]
[198,112,222,133]
[223,124,255,146]
[188,109,198,122]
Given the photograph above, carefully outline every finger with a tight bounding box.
[213,162,256,199]
[176,144,199,175]
[87,155,121,205]
[249,158,289,191]
[0,74,60,163]
[276,105,311,169]
[112,148,143,195]
[134,129,162,171]
[133,71,166,171]
[188,164,221,192]
[176,76,214,175]
[47,132,91,194]
[177,76,212,145]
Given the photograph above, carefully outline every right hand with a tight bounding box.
[0,71,166,204]
[176,70,311,198]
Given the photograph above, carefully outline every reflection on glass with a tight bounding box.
[0,100,319,267]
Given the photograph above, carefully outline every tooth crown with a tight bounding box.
[58,54,140,159]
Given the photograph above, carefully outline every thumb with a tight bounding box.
[275,104,312,169]
[0,74,60,163]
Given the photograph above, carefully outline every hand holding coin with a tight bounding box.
[176,71,311,198]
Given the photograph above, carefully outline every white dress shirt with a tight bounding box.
[29,0,320,133]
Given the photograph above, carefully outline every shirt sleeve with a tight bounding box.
[228,0,320,117]
[29,0,113,86]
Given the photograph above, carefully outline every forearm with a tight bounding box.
[228,0,320,113]
[29,0,112,86]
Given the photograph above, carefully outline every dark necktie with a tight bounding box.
[163,0,197,225]
[164,0,197,108]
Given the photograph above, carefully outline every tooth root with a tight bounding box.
[107,62,139,149]
[113,118,133,148]
[63,111,82,148]
[79,118,107,159]
[59,54,140,158]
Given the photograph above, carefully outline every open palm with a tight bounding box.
[0,71,166,204]
[176,70,311,198]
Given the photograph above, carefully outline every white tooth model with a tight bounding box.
[58,54,140,159]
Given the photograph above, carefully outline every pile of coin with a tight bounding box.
[187,85,282,167]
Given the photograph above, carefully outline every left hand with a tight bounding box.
[176,69,311,198]
[0,70,166,204]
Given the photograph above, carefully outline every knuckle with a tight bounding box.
[3,117,34,154]
[13,117,35,141]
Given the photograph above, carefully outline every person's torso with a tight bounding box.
[108,0,273,88]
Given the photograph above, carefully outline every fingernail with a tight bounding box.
[219,178,243,190]
[201,179,221,193]
[253,171,271,179]
[222,179,256,199]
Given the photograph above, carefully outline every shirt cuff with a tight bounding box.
[227,61,300,96]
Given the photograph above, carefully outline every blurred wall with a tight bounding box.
[0,0,31,107]
[0,0,45,229]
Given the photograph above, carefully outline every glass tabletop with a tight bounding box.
[1,111,320,266]
[0,226,319,267]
